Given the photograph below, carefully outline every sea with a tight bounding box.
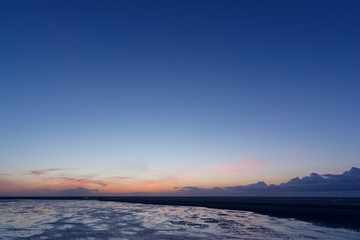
[0,199,359,240]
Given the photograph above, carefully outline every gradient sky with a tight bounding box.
[0,0,359,195]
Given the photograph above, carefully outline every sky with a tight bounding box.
[0,0,359,196]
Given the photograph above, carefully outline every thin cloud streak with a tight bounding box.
[108,176,135,181]
[44,176,108,188]
[27,168,71,176]
[216,158,270,174]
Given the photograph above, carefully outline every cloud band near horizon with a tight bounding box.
[1,167,359,197]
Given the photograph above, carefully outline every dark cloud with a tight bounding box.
[278,167,360,192]
[55,187,99,196]
[176,167,360,197]
[181,186,201,191]
[27,169,63,176]
[27,168,78,176]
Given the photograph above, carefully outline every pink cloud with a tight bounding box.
[217,158,269,174]
[57,177,108,187]
[234,158,269,167]
[38,176,108,189]
[142,176,178,186]
[109,176,135,181]
[218,167,247,173]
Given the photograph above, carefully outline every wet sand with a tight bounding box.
[2,196,360,231]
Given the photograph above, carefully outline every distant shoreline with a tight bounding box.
[1,196,360,231]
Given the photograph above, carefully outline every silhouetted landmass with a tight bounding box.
[1,196,359,231]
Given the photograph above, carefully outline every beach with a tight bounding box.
[2,197,360,231]
[1,199,360,240]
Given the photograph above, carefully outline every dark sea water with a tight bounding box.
[0,199,359,240]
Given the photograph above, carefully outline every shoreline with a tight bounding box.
[1,196,360,231]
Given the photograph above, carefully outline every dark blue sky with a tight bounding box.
[0,1,359,194]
